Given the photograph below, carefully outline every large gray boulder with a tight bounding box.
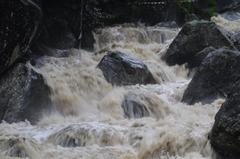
[97,51,156,86]
[0,62,53,124]
[163,20,236,68]
[182,48,240,105]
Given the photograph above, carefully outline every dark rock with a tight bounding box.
[1,0,229,58]
[3,0,239,62]
[40,0,82,47]
[48,124,121,147]
[97,51,156,86]
[0,137,39,158]
[182,48,240,105]
[121,93,150,119]
[192,0,218,18]
[30,0,81,54]
[163,20,236,67]
[0,63,53,124]
[130,0,216,25]
[30,44,70,58]
[32,0,115,52]
[217,0,240,13]
[48,124,93,147]
[34,0,220,53]
[40,18,76,50]
[37,0,112,51]
[0,0,41,75]
[210,89,240,159]
[155,21,179,28]
[188,46,216,69]
[231,32,240,50]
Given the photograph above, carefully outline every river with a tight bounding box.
[1,12,239,159]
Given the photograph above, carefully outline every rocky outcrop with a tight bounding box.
[0,63,53,124]
[1,0,229,60]
[97,51,156,86]
[163,20,236,67]
[37,0,104,51]
[182,48,240,105]
[210,89,240,159]
[0,0,41,74]
[35,0,184,51]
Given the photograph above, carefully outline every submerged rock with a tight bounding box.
[121,91,170,120]
[163,20,235,67]
[0,63,52,123]
[0,0,41,74]
[210,90,240,159]
[0,137,40,158]
[121,93,150,119]
[98,51,156,86]
[182,48,240,105]
[48,124,122,147]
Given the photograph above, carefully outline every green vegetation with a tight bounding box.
[176,0,194,16]
[207,0,218,17]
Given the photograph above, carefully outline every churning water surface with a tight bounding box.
[1,13,240,159]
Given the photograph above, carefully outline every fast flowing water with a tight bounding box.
[2,14,240,158]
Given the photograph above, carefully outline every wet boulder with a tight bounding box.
[163,20,236,67]
[0,0,41,74]
[182,48,240,105]
[0,62,53,124]
[210,90,240,159]
[97,51,156,86]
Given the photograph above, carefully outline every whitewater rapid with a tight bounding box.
[2,13,240,158]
